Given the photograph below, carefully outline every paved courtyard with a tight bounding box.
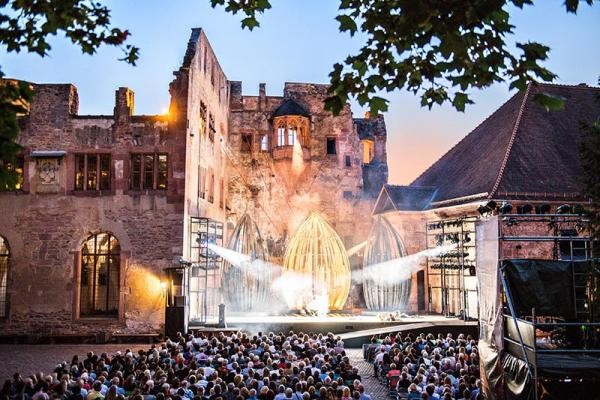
[0,345,388,399]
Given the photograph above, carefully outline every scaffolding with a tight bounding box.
[426,216,478,319]
[188,217,224,324]
[493,214,599,399]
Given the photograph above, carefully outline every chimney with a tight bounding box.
[364,111,371,119]
[114,87,135,123]
[259,83,266,110]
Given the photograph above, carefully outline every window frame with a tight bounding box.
[130,153,169,191]
[326,137,337,155]
[78,232,121,319]
[74,153,111,191]
[0,236,10,319]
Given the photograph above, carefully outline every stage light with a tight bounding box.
[557,204,572,214]
[573,204,586,215]
[536,204,551,214]
[503,217,518,227]
[498,202,513,214]
[477,200,497,216]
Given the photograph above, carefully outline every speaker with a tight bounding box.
[165,304,187,339]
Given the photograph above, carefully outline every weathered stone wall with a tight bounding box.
[0,83,186,335]
[227,82,388,309]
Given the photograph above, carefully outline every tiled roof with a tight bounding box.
[410,83,600,205]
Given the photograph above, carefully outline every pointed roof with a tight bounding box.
[410,83,600,206]
[373,184,437,214]
[273,99,310,117]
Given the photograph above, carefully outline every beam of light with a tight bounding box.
[291,135,305,175]
[357,244,458,285]
[346,240,367,256]
[207,243,332,314]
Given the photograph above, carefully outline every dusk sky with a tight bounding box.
[3,1,599,184]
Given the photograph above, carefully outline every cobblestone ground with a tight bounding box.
[0,344,150,381]
[0,345,389,399]
[346,348,389,400]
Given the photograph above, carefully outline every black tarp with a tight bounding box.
[501,259,576,319]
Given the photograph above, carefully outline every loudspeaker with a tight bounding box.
[165,305,187,339]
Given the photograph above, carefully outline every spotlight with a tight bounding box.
[536,204,551,214]
[499,202,513,214]
[503,217,518,227]
[477,200,497,216]
[573,204,586,215]
[464,233,471,243]
[556,204,572,214]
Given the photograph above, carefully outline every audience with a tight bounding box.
[365,332,481,399]
[0,331,371,400]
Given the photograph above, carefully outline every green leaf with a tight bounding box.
[241,17,260,30]
[336,15,357,35]
[369,96,388,115]
[533,92,566,112]
[452,92,473,112]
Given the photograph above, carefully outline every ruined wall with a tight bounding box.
[172,29,230,263]
[227,82,387,309]
[0,84,186,335]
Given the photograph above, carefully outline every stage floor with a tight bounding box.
[190,313,478,344]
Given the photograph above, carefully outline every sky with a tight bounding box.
[2,0,599,184]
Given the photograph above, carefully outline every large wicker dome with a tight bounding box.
[283,212,351,310]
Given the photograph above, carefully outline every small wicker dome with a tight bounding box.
[221,214,270,312]
[363,216,410,311]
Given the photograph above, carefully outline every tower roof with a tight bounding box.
[273,99,310,118]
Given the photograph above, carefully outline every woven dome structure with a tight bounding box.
[363,215,410,311]
[283,212,350,310]
[221,214,270,312]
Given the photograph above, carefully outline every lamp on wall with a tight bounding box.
[498,202,513,214]
[477,200,497,216]
[557,204,572,214]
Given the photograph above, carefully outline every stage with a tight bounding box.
[190,313,478,347]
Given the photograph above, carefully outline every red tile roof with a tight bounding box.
[410,83,600,206]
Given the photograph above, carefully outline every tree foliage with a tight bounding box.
[210,0,595,115]
[0,0,139,189]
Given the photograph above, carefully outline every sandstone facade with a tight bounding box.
[0,28,389,335]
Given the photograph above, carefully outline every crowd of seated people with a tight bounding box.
[364,332,481,400]
[0,331,373,400]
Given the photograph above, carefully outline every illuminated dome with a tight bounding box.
[283,212,350,310]
[221,214,270,312]
[363,215,410,311]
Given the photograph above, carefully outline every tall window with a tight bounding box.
[326,137,337,155]
[3,158,24,191]
[361,139,375,164]
[80,233,120,317]
[288,126,297,146]
[0,236,9,318]
[208,171,215,203]
[131,153,168,190]
[277,126,286,147]
[200,102,207,136]
[75,154,110,191]
[260,135,269,151]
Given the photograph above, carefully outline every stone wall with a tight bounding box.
[227,82,388,309]
[0,83,186,335]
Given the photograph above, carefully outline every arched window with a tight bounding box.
[0,236,9,318]
[80,232,120,317]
